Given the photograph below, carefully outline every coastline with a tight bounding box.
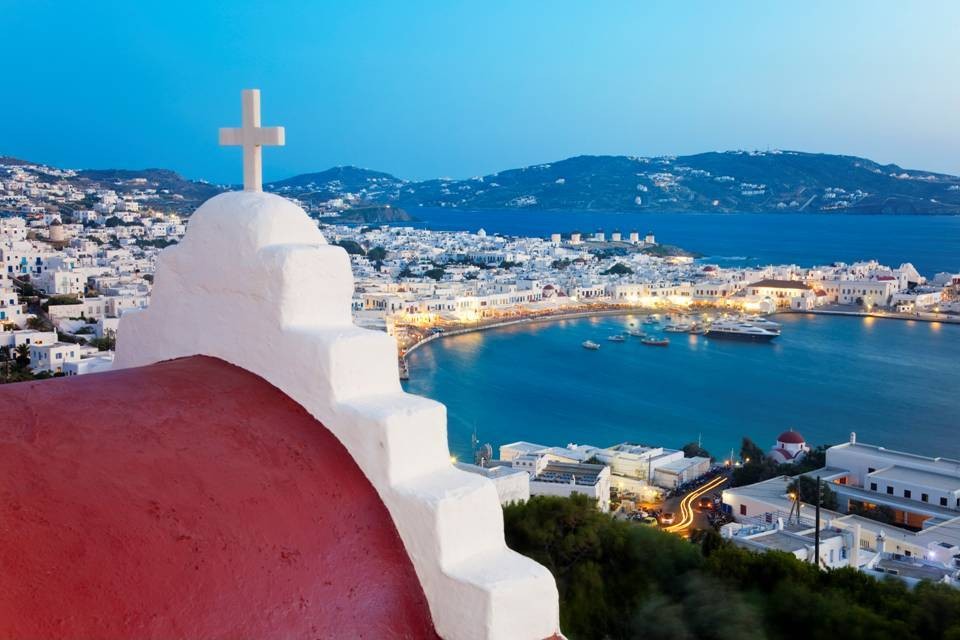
[401,307,654,357]
[400,303,960,369]
[783,308,960,325]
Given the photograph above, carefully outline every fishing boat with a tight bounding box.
[640,336,670,346]
[582,340,601,350]
[608,334,626,343]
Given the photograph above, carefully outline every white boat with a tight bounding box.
[641,336,670,346]
[608,334,626,343]
[626,329,645,337]
[664,323,691,333]
[643,316,659,325]
[748,316,782,330]
[582,340,601,350]
[706,320,780,342]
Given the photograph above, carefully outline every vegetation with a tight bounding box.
[681,441,712,460]
[333,239,365,255]
[787,475,838,511]
[42,295,82,310]
[551,258,572,270]
[90,331,116,352]
[366,246,387,261]
[26,316,52,331]
[731,437,827,487]
[601,262,634,276]
[504,494,960,640]
[1,344,36,384]
[423,267,446,281]
[640,244,702,259]
[136,238,178,249]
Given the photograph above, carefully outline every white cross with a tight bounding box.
[219,89,285,192]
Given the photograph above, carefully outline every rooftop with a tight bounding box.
[829,441,960,474]
[869,465,960,493]
[747,279,812,290]
[0,355,437,638]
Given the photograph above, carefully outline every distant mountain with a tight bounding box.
[266,166,404,203]
[8,151,960,216]
[270,151,960,214]
[392,152,960,214]
[75,168,224,203]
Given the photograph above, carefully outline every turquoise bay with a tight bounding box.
[402,314,960,461]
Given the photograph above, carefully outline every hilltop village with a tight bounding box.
[2,158,959,379]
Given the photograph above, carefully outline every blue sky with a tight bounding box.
[2,1,958,182]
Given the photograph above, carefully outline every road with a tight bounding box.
[664,474,728,535]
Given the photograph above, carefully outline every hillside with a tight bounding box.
[266,166,404,205]
[7,151,960,215]
[76,168,223,203]
[388,151,960,214]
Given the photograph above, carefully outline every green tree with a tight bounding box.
[602,262,633,276]
[424,267,445,281]
[787,475,838,511]
[681,441,711,459]
[14,344,30,369]
[367,246,387,261]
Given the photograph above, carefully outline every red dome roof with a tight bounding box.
[0,356,437,639]
[777,429,806,444]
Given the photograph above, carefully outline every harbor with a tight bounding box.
[402,311,960,463]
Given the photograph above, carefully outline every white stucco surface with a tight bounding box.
[114,191,560,640]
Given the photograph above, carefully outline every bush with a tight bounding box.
[503,494,960,640]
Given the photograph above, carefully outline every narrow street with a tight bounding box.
[663,474,729,536]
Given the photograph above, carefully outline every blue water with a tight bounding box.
[403,208,960,276]
[403,314,960,460]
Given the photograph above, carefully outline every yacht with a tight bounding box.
[640,336,670,347]
[582,340,601,350]
[626,328,646,338]
[643,316,659,325]
[664,322,691,333]
[705,319,780,342]
[747,316,782,331]
[608,334,626,343]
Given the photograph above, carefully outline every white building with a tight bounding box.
[29,342,80,374]
[456,462,530,506]
[652,456,711,489]
[823,433,960,528]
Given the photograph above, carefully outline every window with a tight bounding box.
[886,486,894,495]
[870,482,877,491]
[941,497,948,507]
[922,494,929,503]
[868,467,876,473]
[904,490,911,499]
[740,504,747,516]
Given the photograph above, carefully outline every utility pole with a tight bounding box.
[814,475,822,568]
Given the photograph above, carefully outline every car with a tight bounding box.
[639,516,659,527]
[659,512,675,526]
[698,497,715,510]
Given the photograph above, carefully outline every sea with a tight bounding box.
[398,209,960,460]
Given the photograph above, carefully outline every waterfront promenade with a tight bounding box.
[791,306,960,325]
[399,301,960,361]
